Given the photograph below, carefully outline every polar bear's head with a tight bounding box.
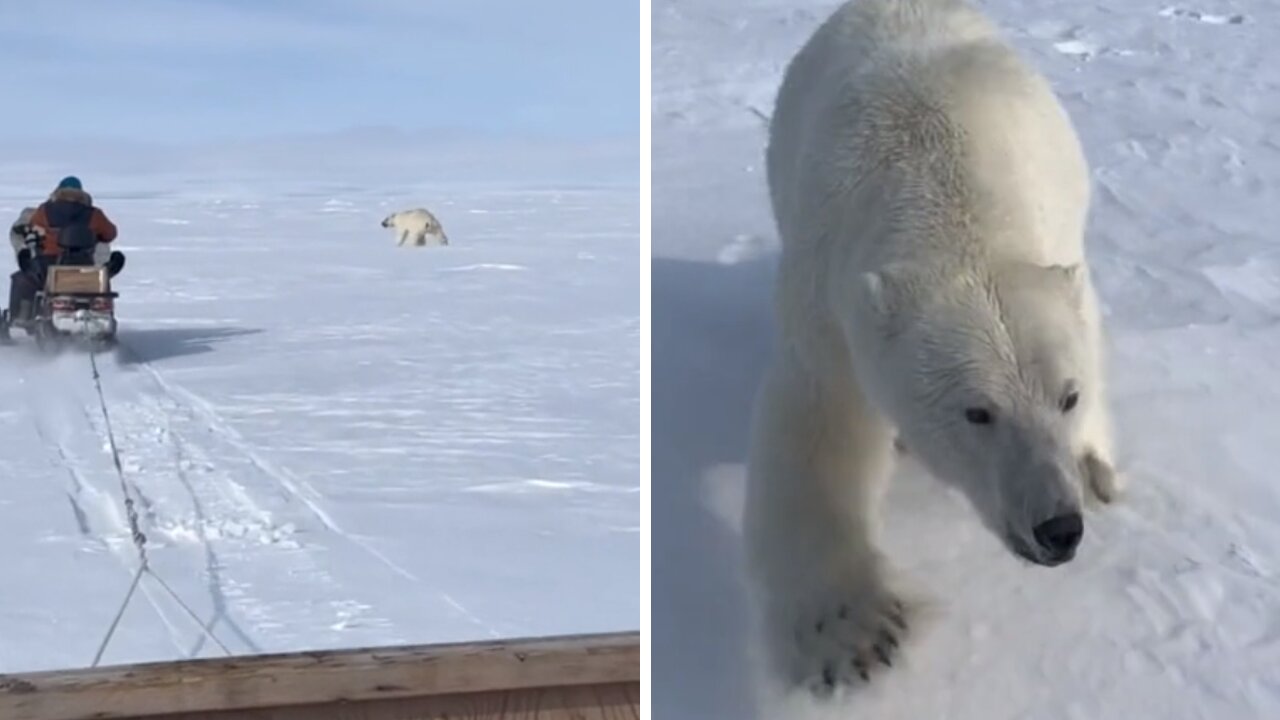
[380,213,397,228]
[859,260,1090,566]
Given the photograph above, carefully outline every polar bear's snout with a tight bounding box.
[1008,512,1084,568]
[1032,513,1084,562]
[1004,458,1086,567]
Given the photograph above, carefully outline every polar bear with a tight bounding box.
[381,208,449,247]
[744,0,1119,699]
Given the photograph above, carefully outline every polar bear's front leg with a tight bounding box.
[396,229,410,246]
[1079,389,1121,504]
[744,355,915,698]
[1077,287,1122,505]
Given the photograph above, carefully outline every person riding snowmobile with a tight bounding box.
[4,176,122,331]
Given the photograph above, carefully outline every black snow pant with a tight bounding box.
[8,269,38,321]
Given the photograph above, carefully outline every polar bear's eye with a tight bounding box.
[1060,391,1080,413]
[964,407,993,425]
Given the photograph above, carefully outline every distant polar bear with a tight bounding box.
[744,0,1120,700]
[381,208,449,247]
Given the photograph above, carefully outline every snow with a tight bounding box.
[0,135,640,673]
[654,1,1280,719]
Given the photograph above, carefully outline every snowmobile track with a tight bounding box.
[130,355,423,581]
[29,400,204,659]
[131,351,500,638]
[111,341,501,640]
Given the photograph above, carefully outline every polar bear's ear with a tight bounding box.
[863,271,889,314]
[1003,261,1085,306]
[861,266,917,335]
[1045,263,1085,306]
[1047,263,1082,284]
[862,269,900,318]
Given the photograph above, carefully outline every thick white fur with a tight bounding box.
[745,0,1119,700]
[381,208,449,247]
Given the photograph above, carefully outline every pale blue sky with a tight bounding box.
[0,0,637,143]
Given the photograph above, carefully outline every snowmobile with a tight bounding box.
[0,224,124,351]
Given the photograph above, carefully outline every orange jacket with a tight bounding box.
[28,188,117,257]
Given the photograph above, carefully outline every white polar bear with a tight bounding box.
[381,208,449,247]
[744,0,1120,699]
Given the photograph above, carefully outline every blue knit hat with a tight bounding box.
[57,176,82,191]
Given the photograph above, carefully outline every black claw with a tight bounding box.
[852,658,869,682]
[874,644,892,667]
[815,619,825,634]
[887,605,908,631]
[822,663,836,689]
[879,628,899,649]
[837,604,850,620]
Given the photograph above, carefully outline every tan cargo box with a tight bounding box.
[46,266,110,294]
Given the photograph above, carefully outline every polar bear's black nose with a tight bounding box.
[1033,513,1083,560]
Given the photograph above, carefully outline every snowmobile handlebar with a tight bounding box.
[12,224,41,242]
[14,228,44,260]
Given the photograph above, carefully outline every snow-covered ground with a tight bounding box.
[0,136,640,673]
[654,1,1280,718]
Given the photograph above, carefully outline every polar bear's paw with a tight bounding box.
[786,581,915,698]
[1081,449,1122,505]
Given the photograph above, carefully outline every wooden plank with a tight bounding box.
[47,266,109,294]
[142,682,640,720]
[0,632,639,720]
